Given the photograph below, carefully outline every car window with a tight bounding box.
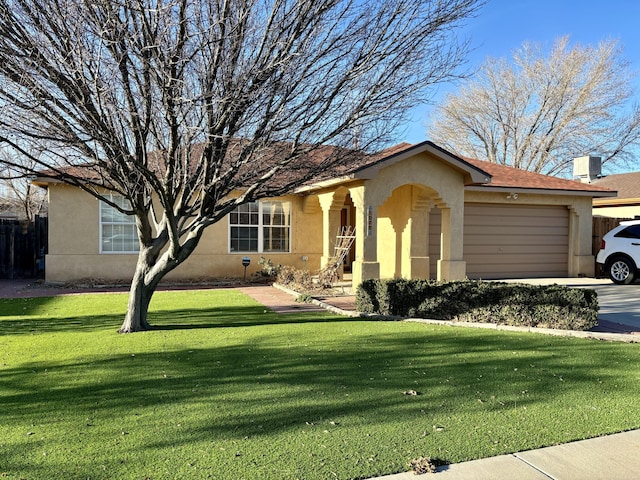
[615,225,640,239]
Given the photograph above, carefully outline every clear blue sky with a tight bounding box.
[402,0,640,144]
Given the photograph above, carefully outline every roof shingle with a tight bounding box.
[34,140,616,196]
[462,157,614,194]
[590,172,640,199]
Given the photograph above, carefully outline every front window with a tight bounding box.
[229,201,290,253]
[100,194,139,253]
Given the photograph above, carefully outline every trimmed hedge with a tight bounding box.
[355,279,599,331]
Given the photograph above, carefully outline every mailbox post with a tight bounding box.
[242,256,251,282]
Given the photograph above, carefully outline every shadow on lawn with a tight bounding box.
[3,289,639,477]
[3,321,639,479]
[3,329,631,439]
[0,303,353,336]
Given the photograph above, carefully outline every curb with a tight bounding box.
[403,318,640,343]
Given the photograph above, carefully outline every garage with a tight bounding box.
[463,203,569,279]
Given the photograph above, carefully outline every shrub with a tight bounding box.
[276,265,313,291]
[317,263,340,288]
[258,257,281,277]
[355,279,598,331]
[296,293,313,303]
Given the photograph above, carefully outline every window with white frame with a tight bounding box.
[100,194,139,253]
[229,201,291,253]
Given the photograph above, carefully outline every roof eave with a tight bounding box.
[295,175,357,193]
[593,197,640,206]
[32,175,59,187]
[352,141,492,184]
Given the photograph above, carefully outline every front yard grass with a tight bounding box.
[1,289,640,479]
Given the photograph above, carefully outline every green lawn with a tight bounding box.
[1,289,640,480]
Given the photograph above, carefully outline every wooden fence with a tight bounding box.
[0,216,47,279]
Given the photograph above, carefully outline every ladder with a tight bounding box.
[333,225,356,266]
[318,226,356,287]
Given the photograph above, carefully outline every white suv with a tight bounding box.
[596,220,640,284]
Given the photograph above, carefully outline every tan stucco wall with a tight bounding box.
[592,205,639,218]
[44,154,598,283]
[45,184,323,282]
[377,186,411,278]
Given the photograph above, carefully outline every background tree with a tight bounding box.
[0,150,47,222]
[428,36,640,175]
[0,0,483,332]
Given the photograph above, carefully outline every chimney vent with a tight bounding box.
[573,156,602,183]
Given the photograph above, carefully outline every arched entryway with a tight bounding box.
[314,146,476,289]
[377,184,444,280]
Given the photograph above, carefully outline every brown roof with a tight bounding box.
[590,172,640,199]
[34,139,616,197]
[461,157,614,195]
[342,141,614,195]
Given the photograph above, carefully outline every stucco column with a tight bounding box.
[402,204,429,279]
[437,206,466,281]
[569,202,595,277]
[349,185,380,289]
[317,191,345,269]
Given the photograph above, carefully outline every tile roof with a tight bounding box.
[590,172,640,199]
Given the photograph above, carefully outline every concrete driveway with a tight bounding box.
[589,281,640,330]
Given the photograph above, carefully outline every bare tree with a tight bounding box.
[428,36,640,175]
[0,177,46,222]
[0,150,47,222]
[0,0,483,332]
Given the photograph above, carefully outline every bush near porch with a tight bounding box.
[356,279,599,330]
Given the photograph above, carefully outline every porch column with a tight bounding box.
[317,191,345,269]
[349,185,380,289]
[437,206,466,280]
[402,202,430,279]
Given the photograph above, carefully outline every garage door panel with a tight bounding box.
[465,235,568,247]
[466,253,568,266]
[465,203,566,221]
[464,203,569,279]
[466,265,568,275]
[465,215,568,227]
[465,266,568,279]
[465,225,568,237]
[464,244,568,255]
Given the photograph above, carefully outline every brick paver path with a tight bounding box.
[237,285,329,314]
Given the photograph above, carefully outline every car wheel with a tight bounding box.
[608,257,636,285]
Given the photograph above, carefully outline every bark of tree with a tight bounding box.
[119,248,161,333]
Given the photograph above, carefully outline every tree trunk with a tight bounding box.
[118,219,203,333]
[118,249,163,333]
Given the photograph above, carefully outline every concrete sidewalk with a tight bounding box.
[371,429,640,480]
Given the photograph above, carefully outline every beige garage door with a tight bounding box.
[463,203,569,279]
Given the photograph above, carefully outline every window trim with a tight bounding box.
[99,194,140,254]
[228,200,291,254]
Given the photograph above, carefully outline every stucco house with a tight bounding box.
[571,154,639,219]
[35,141,615,288]
[589,172,640,219]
